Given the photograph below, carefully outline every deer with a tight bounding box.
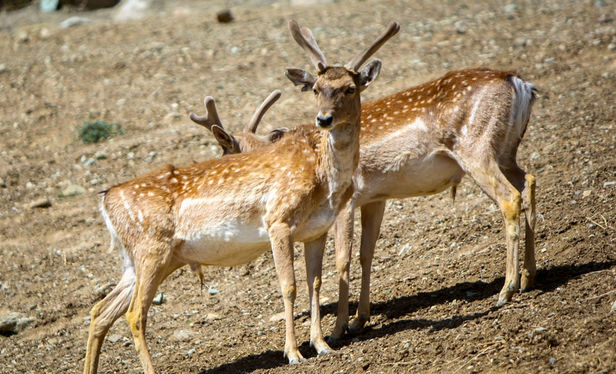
[215,23,537,341]
[83,20,400,374]
[188,90,287,155]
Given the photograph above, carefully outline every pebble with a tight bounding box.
[604,181,616,187]
[60,184,85,197]
[269,312,285,322]
[152,293,164,305]
[187,348,196,356]
[454,20,467,34]
[60,17,91,29]
[503,4,518,13]
[208,286,220,295]
[514,37,527,47]
[609,43,616,51]
[94,151,108,160]
[0,311,35,335]
[28,198,52,209]
[0,177,5,188]
[172,329,196,342]
[107,334,123,343]
[582,190,592,198]
[531,152,541,160]
[611,300,616,313]
[205,313,221,321]
[216,9,233,23]
[0,64,7,74]
[549,357,557,365]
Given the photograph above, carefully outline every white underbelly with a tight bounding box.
[355,153,464,205]
[177,221,271,266]
[295,205,336,242]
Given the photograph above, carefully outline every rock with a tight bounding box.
[544,57,555,64]
[454,20,467,34]
[531,152,541,160]
[549,357,557,365]
[60,184,85,197]
[187,348,196,356]
[604,181,616,187]
[208,286,220,295]
[582,190,592,198]
[609,43,616,51]
[595,0,606,7]
[514,37,527,47]
[28,198,52,209]
[503,4,517,13]
[205,313,221,321]
[534,327,548,333]
[90,178,102,186]
[60,17,91,29]
[0,64,6,74]
[152,293,164,305]
[172,329,196,342]
[40,28,52,40]
[94,151,108,160]
[107,334,123,343]
[216,9,233,23]
[269,312,284,322]
[0,177,5,188]
[113,0,162,22]
[610,300,616,313]
[0,311,35,335]
[39,0,59,13]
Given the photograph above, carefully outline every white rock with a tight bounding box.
[60,17,91,28]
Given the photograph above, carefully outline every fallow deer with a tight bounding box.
[287,60,537,339]
[83,21,399,374]
[189,90,287,155]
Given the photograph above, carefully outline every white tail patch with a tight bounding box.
[509,76,536,139]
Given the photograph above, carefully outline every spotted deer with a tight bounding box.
[83,21,399,374]
[287,65,537,339]
[189,90,287,155]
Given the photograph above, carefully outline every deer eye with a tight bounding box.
[346,86,356,94]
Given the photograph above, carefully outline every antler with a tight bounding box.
[189,96,224,130]
[245,90,282,133]
[345,21,400,72]
[288,19,328,71]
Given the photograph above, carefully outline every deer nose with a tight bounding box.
[316,113,333,128]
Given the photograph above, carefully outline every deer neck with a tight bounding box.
[316,118,360,207]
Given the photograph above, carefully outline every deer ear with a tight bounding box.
[211,125,238,154]
[285,68,316,92]
[358,59,382,91]
[268,128,289,143]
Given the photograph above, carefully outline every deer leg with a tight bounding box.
[269,222,304,364]
[465,159,522,306]
[501,166,537,292]
[125,249,177,374]
[84,266,135,374]
[520,173,536,291]
[330,202,355,342]
[304,234,332,355]
[348,200,386,334]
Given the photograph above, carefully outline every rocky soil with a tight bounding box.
[0,0,615,373]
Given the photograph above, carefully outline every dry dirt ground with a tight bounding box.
[1,0,615,373]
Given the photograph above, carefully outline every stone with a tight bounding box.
[60,17,91,29]
[113,0,162,22]
[28,198,52,209]
[582,190,592,198]
[172,329,196,342]
[610,300,616,313]
[40,0,59,12]
[609,43,616,51]
[216,9,233,23]
[454,21,467,34]
[152,293,164,305]
[269,312,284,322]
[503,4,517,13]
[604,181,616,187]
[60,184,85,197]
[205,313,221,321]
[0,311,35,335]
[95,151,108,160]
[107,334,123,343]
[0,64,6,74]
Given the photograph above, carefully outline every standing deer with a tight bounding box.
[83,20,399,374]
[287,65,537,339]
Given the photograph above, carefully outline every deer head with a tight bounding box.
[285,20,400,130]
[189,90,285,154]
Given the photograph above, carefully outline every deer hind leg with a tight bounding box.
[464,158,522,306]
[84,264,135,374]
[330,202,355,342]
[502,166,537,292]
[304,234,332,355]
[125,244,178,374]
[269,222,304,364]
[348,200,386,334]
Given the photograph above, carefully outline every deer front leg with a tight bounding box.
[348,200,386,334]
[330,202,355,341]
[269,222,304,364]
[304,234,332,355]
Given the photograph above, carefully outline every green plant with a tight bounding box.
[77,120,124,143]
